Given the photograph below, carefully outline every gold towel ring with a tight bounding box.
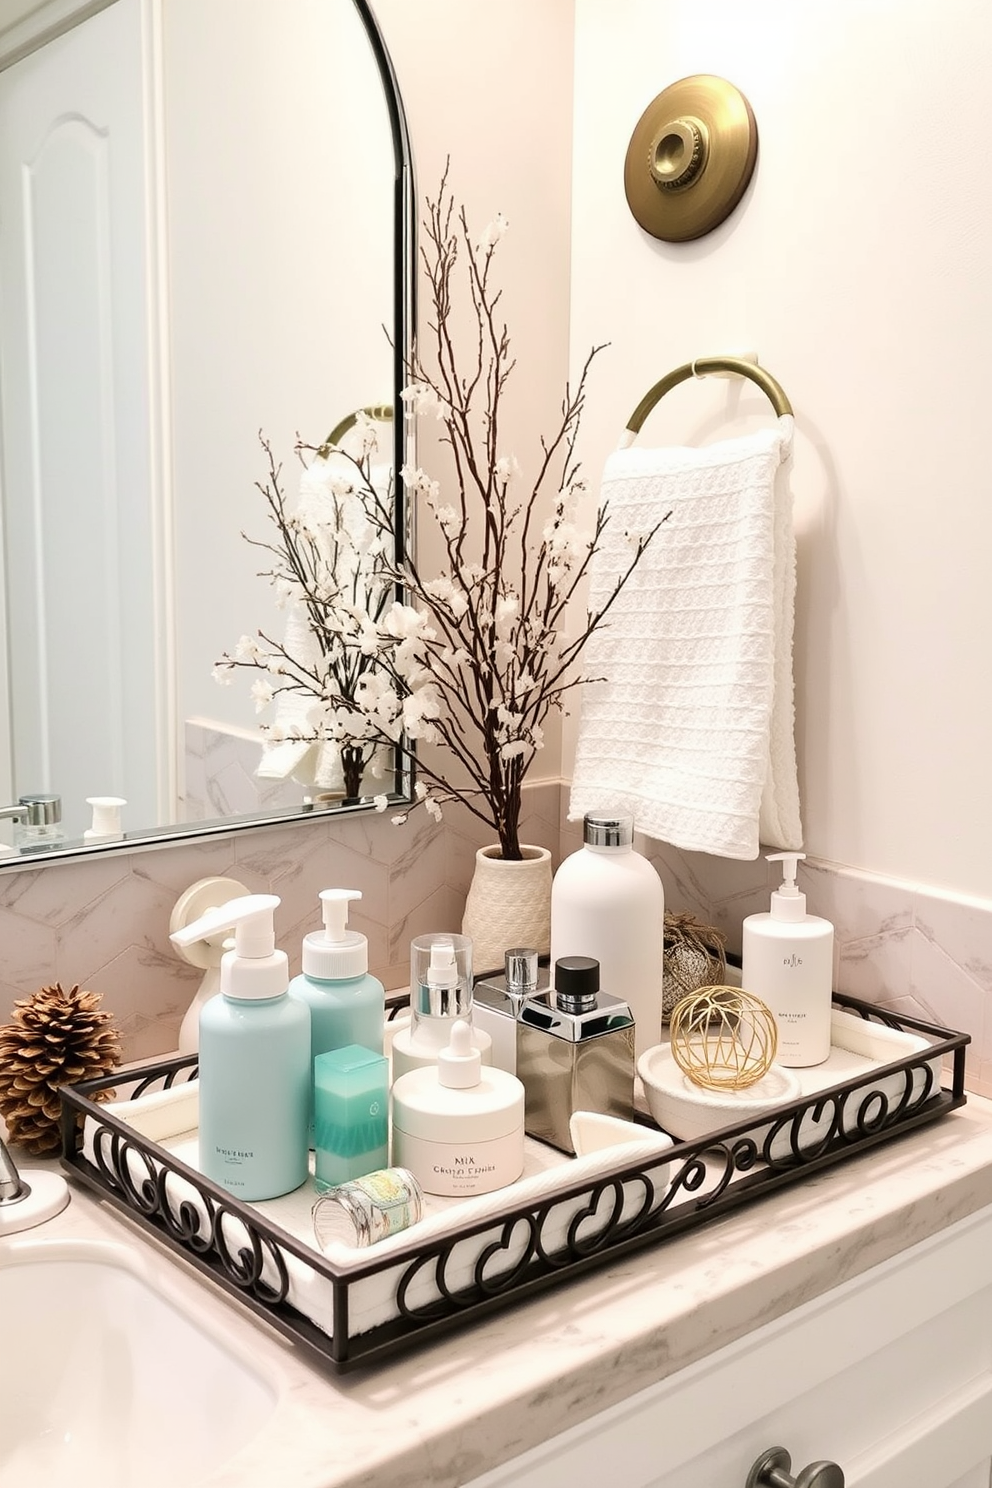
[625,356,792,437]
[323,403,394,450]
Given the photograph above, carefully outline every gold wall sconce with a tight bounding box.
[624,75,758,242]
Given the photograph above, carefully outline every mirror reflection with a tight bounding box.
[0,0,412,862]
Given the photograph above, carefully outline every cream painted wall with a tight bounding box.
[568,0,992,901]
[374,0,576,785]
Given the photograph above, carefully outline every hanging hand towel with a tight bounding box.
[569,414,802,860]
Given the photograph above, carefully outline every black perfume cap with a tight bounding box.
[554,955,600,1015]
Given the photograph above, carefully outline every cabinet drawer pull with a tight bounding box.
[746,1445,845,1488]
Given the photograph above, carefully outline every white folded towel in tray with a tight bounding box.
[569,415,803,860]
[83,1081,673,1342]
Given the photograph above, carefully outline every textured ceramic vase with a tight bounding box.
[461,844,553,978]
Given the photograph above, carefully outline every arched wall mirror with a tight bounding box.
[0,0,414,865]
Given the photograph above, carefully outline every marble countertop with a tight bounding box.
[5,1096,992,1488]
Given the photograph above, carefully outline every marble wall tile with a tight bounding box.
[3,783,990,1099]
[0,784,563,1064]
[560,797,992,1096]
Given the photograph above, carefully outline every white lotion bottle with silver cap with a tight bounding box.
[170,893,310,1199]
[741,851,834,1067]
[550,813,665,1058]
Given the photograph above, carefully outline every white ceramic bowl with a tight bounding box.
[637,1043,803,1142]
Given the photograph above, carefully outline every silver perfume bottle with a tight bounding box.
[517,956,635,1154]
[473,947,548,1074]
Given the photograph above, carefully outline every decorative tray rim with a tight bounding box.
[58,992,969,1371]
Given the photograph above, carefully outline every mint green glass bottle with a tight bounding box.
[171,893,310,1201]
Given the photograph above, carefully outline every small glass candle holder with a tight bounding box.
[311,1167,424,1250]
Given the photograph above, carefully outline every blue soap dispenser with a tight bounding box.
[289,888,385,1141]
[170,893,310,1200]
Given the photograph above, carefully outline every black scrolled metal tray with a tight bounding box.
[58,991,968,1372]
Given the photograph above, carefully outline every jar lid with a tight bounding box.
[390,1066,524,1142]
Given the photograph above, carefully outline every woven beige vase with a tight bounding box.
[461,844,552,979]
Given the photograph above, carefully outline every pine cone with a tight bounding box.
[0,983,122,1154]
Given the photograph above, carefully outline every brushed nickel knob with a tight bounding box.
[746,1445,845,1488]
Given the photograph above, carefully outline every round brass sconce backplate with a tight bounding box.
[624,75,758,242]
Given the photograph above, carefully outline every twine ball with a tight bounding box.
[662,912,728,1020]
[669,985,778,1092]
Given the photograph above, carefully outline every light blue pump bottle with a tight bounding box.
[289,889,385,1141]
[170,893,310,1201]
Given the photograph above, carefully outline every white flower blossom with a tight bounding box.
[400,465,441,503]
[494,592,519,638]
[352,410,379,457]
[391,813,409,826]
[250,679,274,713]
[435,504,460,537]
[234,634,266,664]
[499,741,527,761]
[402,686,442,739]
[476,212,509,251]
[400,382,444,420]
[494,455,520,483]
[373,794,388,812]
[212,662,235,685]
[425,798,444,823]
[383,602,435,645]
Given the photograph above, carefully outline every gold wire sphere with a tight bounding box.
[669,985,778,1091]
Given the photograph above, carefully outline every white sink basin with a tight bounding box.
[0,1236,277,1488]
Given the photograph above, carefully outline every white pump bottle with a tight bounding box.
[170,893,310,1199]
[741,852,834,1068]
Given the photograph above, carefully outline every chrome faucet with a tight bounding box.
[0,1135,26,1203]
[0,794,62,851]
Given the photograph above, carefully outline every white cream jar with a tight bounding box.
[390,1020,525,1197]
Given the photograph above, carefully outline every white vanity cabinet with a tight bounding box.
[467,1205,992,1488]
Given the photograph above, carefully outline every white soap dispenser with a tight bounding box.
[170,893,310,1199]
[741,852,834,1067]
[83,795,126,843]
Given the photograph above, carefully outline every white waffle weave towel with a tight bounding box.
[569,414,802,860]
